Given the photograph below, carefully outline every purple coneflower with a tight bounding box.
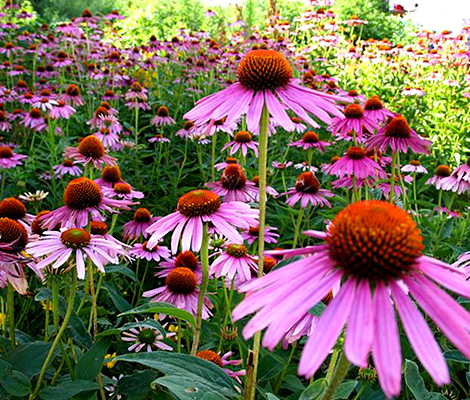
[125,81,148,101]
[241,225,279,245]
[401,160,428,174]
[102,183,144,201]
[176,121,197,138]
[329,146,384,179]
[211,243,258,281]
[123,208,159,240]
[22,108,46,131]
[129,240,171,262]
[426,165,452,189]
[155,250,201,278]
[233,200,470,398]
[206,164,258,203]
[151,106,175,126]
[272,161,292,170]
[184,49,343,133]
[53,159,82,178]
[222,131,259,157]
[49,100,76,119]
[26,227,124,279]
[196,350,246,384]
[148,134,170,144]
[0,110,12,131]
[146,189,259,254]
[288,131,330,151]
[61,84,85,106]
[64,135,116,169]
[95,165,127,188]
[329,104,379,142]
[0,145,27,169]
[294,161,318,173]
[215,157,239,171]
[143,267,212,319]
[284,172,334,208]
[93,128,120,148]
[362,95,395,123]
[40,177,133,229]
[367,115,432,154]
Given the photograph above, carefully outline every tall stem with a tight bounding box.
[389,151,398,204]
[322,352,350,400]
[87,261,98,338]
[292,207,305,249]
[7,284,15,348]
[30,269,77,400]
[243,103,269,400]
[190,223,209,355]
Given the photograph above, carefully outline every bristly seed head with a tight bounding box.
[101,165,122,183]
[326,200,423,282]
[344,104,364,119]
[78,136,105,159]
[196,350,222,367]
[156,105,169,117]
[385,116,411,138]
[0,198,27,220]
[234,131,252,143]
[90,221,108,235]
[221,164,246,190]
[133,208,151,223]
[236,49,292,91]
[409,160,421,166]
[175,251,199,270]
[113,183,132,195]
[0,146,13,158]
[177,190,221,217]
[302,131,319,143]
[0,217,28,252]
[60,228,91,249]
[364,95,384,110]
[226,244,248,258]
[346,146,366,160]
[295,172,320,194]
[166,267,198,295]
[64,177,103,210]
[435,165,451,177]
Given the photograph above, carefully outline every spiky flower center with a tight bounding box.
[234,131,252,143]
[133,208,151,223]
[177,190,221,217]
[0,198,27,220]
[263,256,277,273]
[64,178,103,210]
[142,241,155,252]
[0,111,6,122]
[226,157,238,164]
[236,50,292,91]
[32,210,51,235]
[101,166,122,183]
[114,183,132,195]
[385,116,411,138]
[435,165,451,177]
[302,131,319,143]
[78,136,105,159]
[248,226,259,236]
[65,84,80,96]
[348,90,359,96]
[137,328,157,345]
[183,121,194,130]
[295,172,320,194]
[410,160,421,166]
[364,95,383,110]
[130,82,142,92]
[221,164,246,190]
[90,221,108,235]
[29,108,42,119]
[344,104,364,119]
[156,106,169,117]
[0,217,28,252]
[0,146,13,158]
[330,156,340,164]
[346,146,366,160]
[166,267,197,295]
[226,244,248,258]
[175,251,199,270]
[326,201,423,282]
[60,228,91,249]
[196,350,222,367]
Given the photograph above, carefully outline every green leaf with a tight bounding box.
[404,360,446,400]
[118,370,159,400]
[101,280,132,313]
[266,394,281,400]
[74,338,111,381]
[38,380,100,400]
[114,352,238,400]
[0,361,31,397]
[299,379,327,400]
[118,302,196,328]
[257,353,285,382]
[105,264,139,283]
[3,341,59,378]
[444,350,469,364]
[308,302,326,317]
[333,381,358,399]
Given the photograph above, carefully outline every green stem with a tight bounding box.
[86,261,98,338]
[177,319,182,353]
[352,383,367,400]
[325,349,339,383]
[211,131,218,182]
[190,223,210,356]
[389,152,398,204]
[29,269,77,400]
[7,284,15,348]
[243,103,269,400]
[292,207,305,249]
[273,343,297,394]
[322,352,350,400]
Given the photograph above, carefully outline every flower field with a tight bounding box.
[1,1,470,399]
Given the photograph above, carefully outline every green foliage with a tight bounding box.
[334,0,417,42]
[30,0,115,22]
